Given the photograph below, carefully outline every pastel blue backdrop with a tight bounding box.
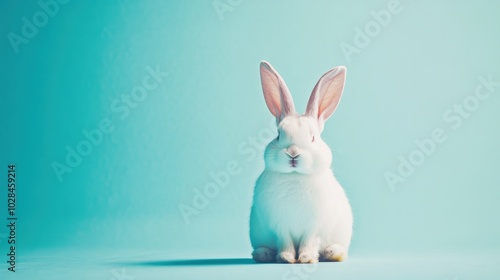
[1,0,499,279]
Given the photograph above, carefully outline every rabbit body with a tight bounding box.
[250,61,353,263]
[250,168,352,260]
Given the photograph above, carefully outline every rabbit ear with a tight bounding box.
[305,66,346,130]
[260,61,296,123]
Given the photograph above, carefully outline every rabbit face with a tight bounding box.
[264,115,332,174]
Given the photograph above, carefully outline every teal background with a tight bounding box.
[1,0,499,279]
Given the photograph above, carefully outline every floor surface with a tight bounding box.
[1,249,499,280]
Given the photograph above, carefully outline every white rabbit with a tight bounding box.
[249,61,353,264]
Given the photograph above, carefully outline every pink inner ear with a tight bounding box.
[306,66,346,121]
[260,61,295,120]
[318,73,345,119]
[261,69,282,117]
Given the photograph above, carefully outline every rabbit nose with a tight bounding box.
[286,146,300,158]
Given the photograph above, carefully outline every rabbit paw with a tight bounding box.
[320,244,347,262]
[298,252,319,264]
[276,252,296,263]
[252,247,276,263]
